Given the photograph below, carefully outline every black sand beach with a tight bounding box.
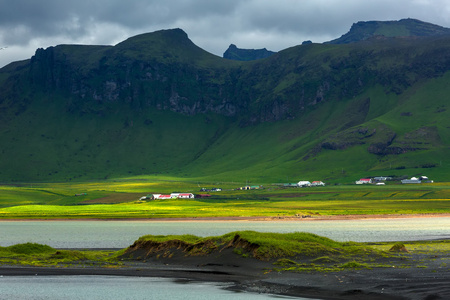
[1,246,449,300]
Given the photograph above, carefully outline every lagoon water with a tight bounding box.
[1,217,449,248]
[1,218,448,300]
[0,276,303,300]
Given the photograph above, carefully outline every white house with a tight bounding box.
[178,193,194,199]
[311,181,325,186]
[374,176,391,181]
[153,194,173,199]
[356,178,372,184]
[401,177,421,184]
[297,181,311,187]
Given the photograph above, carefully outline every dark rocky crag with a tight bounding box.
[223,44,276,61]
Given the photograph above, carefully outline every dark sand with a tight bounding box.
[1,247,449,300]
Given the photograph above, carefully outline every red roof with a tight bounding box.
[360,178,371,181]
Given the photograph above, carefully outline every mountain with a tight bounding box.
[223,44,276,61]
[1,23,450,183]
[328,18,450,44]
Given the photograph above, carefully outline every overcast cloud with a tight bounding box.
[1,0,450,67]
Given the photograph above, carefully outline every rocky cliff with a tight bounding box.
[223,44,276,61]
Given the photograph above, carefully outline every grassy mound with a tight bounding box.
[389,243,409,252]
[0,243,116,267]
[122,231,381,262]
[4,243,55,255]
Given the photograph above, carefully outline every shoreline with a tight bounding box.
[2,251,449,300]
[2,214,449,299]
[1,212,449,222]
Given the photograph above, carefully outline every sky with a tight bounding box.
[1,0,450,67]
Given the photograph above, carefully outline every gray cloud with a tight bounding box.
[1,0,450,67]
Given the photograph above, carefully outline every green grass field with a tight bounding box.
[1,177,449,219]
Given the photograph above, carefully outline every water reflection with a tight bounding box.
[1,217,449,248]
[0,276,304,300]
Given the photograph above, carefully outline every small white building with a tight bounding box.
[311,181,325,186]
[374,176,391,181]
[297,181,311,187]
[356,178,372,184]
[153,194,173,199]
[178,193,194,199]
[401,177,421,184]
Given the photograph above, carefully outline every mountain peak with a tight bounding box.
[115,28,190,48]
[110,28,218,63]
[327,18,450,44]
[223,44,276,61]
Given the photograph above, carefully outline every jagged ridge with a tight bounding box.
[1,22,450,182]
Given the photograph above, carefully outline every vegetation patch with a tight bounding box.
[0,243,116,267]
[1,233,448,276]
[120,230,392,272]
[311,256,339,264]
[5,243,55,255]
[340,261,372,269]
[389,243,409,253]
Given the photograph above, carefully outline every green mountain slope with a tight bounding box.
[328,18,450,44]
[1,24,450,183]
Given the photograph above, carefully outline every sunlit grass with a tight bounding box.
[0,179,449,219]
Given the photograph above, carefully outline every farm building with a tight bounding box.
[401,177,421,184]
[238,185,250,190]
[297,181,311,187]
[374,176,391,181]
[283,183,299,187]
[311,181,325,186]
[178,193,194,199]
[195,194,211,198]
[152,194,172,199]
[238,185,262,190]
[152,193,195,199]
[356,178,372,184]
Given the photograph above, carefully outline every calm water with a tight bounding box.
[0,276,303,300]
[1,218,448,300]
[1,217,449,248]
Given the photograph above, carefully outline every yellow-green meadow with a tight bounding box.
[1,177,449,219]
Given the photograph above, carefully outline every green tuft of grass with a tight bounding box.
[340,261,372,269]
[5,243,55,255]
[311,256,339,264]
[137,234,202,244]
[50,250,89,261]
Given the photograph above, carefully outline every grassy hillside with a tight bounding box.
[1,28,450,183]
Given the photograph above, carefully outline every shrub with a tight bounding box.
[340,261,370,269]
[6,243,55,255]
[389,243,408,252]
